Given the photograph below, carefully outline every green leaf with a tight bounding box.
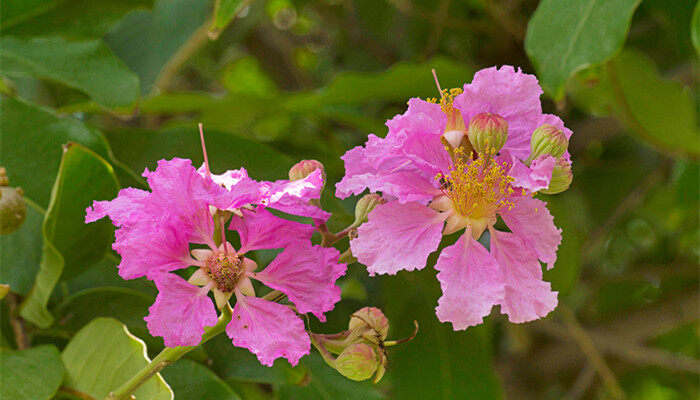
[0,0,155,39]
[209,0,244,39]
[0,97,110,207]
[0,204,43,295]
[0,345,65,400]
[61,317,173,400]
[19,143,119,328]
[54,287,154,333]
[105,127,292,184]
[0,37,139,108]
[161,359,240,400]
[692,1,700,55]
[382,268,504,399]
[571,50,700,158]
[525,0,642,100]
[104,0,213,93]
[276,354,383,400]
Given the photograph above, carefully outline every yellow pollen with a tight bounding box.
[436,146,515,219]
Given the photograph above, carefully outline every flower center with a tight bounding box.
[205,252,244,292]
[436,147,515,221]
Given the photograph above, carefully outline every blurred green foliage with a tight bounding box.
[1,0,698,399]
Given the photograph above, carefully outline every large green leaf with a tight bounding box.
[19,143,119,328]
[104,127,292,184]
[104,0,213,93]
[0,204,43,295]
[1,37,139,108]
[0,97,110,207]
[0,0,155,39]
[381,268,504,399]
[571,50,700,158]
[525,0,642,100]
[0,345,64,400]
[693,1,700,55]
[161,359,240,400]
[61,317,172,400]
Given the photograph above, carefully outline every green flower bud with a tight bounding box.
[0,168,26,235]
[334,343,379,381]
[467,112,508,154]
[540,158,572,195]
[353,195,385,228]
[529,124,568,160]
[349,306,389,341]
[289,159,325,183]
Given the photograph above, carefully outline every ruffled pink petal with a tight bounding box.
[204,167,269,210]
[435,233,504,330]
[229,208,314,253]
[490,229,558,323]
[336,133,439,204]
[112,222,193,280]
[386,98,446,134]
[85,188,149,225]
[143,158,224,244]
[144,273,218,347]
[508,155,556,192]
[351,201,445,275]
[227,296,310,366]
[251,244,346,322]
[454,66,543,159]
[400,129,452,177]
[500,196,561,269]
[266,169,330,221]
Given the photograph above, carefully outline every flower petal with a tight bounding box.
[490,229,558,323]
[351,201,444,275]
[435,233,504,330]
[500,196,562,269]
[454,66,543,159]
[113,222,192,279]
[266,169,330,221]
[144,273,218,347]
[508,154,556,192]
[252,244,346,322]
[85,188,149,225]
[229,208,314,253]
[227,296,310,366]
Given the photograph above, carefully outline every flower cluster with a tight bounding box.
[86,157,345,366]
[337,66,573,329]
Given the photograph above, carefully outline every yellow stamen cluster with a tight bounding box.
[436,147,515,220]
[206,253,244,292]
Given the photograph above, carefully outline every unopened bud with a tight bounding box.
[0,168,26,235]
[289,159,325,182]
[334,343,379,381]
[349,306,390,341]
[353,195,385,227]
[467,112,508,154]
[529,124,568,160]
[540,158,572,195]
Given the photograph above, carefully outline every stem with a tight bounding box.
[7,293,29,349]
[338,249,357,264]
[106,304,233,400]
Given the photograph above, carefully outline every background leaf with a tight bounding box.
[19,143,119,328]
[525,0,642,99]
[61,317,172,400]
[0,345,64,400]
[1,37,140,108]
[210,0,244,39]
[161,359,241,400]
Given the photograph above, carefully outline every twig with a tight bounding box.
[6,293,29,349]
[59,386,97,400]
[563,362,596,400]
[559,306,627,400]
[421,0,451,58]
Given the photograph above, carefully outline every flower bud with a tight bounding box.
[529,124,568,160]
[540,158,572,195]
[333,343,379,381]
[467,112,508,154]
[288,159,325,182]
[353,195,385,228]
[349,306,390,341]
[0,168,26,235]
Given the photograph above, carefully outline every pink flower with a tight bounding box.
[337,66,569,330]
[86,158,345,366]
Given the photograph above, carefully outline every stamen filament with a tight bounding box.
[199,123,211,179]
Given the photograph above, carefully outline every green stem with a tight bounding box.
[106,304,233,400]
